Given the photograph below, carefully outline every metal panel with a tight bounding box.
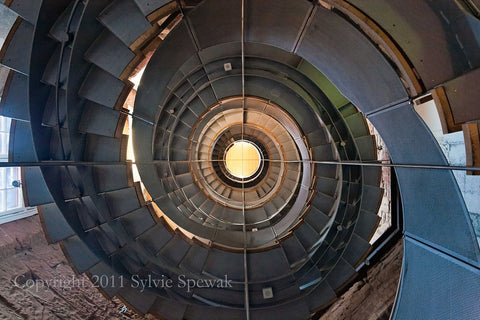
[9,120,37,162]
[61,235,101,274]
[281,235,307,265]
[0,19,33,75]
[183,305,245,320]
[393,237,480,320]
[179,244,209,274]
[78,102,122,137]
[350,0,480,88]
[159,235,190,265]
[39,203,75,243]
[307,280,336,311]
[134,21,196,122]
[203,249,245,282]
[121,207,156,238]
[296,6,407,113]
[245,0,313,53]
[84,134,124,162]
[369,102,480,263]
[98,0,151,47]
[325,257,356,290]
[343,233,370,267]
[78,66,128,109]
[188,0,241,49]
[105,187,141,218]
[93,164,131,192]
[119,285,157,314]
[354,210,380,241]
[250,299,310,320]
[84,30,136,78]
[150,296,187,320]
[443,68,480,124]
[138,225,173,255]
[22,166,54,205]
[0,71,29,121]
[305,206,329,232]
[248,248,290,281]
[134,0,172,16]
[8,0,42,24]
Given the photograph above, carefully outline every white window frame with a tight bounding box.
[0,115,37,224]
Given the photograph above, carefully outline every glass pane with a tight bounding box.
[0,116,10,133]
[0,168,6,189]
[6,188,21,210]
[0,132,8,159]
[6,167,20,187]
[0,190,5,211]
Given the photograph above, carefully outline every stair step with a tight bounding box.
[324,257,356,291]
[203,249,244,281]
[345,112,369,138]
[179,244,209,274]
[61,235,101,274]
[248,248,290,281]
[41,87,66,127]
[315,176,339,197]
[312,143,335,161]
[85,29,136,79]
[158,235,190,265]
[295,222,319,250]
[362,166,382,187]
[87,262,123,298]
[41,44,70,86]
[355,135,377,161]
[312,191,336,217]
[354,209,381,242]
[361,185,384,214]
[0,70,29,121]
[118,284,157,314]
[120,206,156,238]
[314,163,339,179]
[0,18,33,75]
[338,102,358,118]
[104,187,142,218]
[21,167,54,206]
[306,281,337,311]
[7,0,42,24]
[84,134,128,162]
[78,66,132,110]
[305,206,329,233]
[281,234,308,266]
[39,202,75,243]
[134,0,174,16]
[306,128,330,147]
[138,224,173,255]
[298,266,322,290]
[8,120,36,162]
[98,0,152,47]
[48,1,77,43]
[343,233,371,267]
[78,102,126,137]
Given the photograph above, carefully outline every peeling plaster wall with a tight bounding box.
[0,216,155,319]
[318,241,403,320]
[437,131,480,246]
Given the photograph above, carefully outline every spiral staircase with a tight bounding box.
[1,0,480,319]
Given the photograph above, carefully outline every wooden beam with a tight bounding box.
[463,121,480,176]
[431,86,462,133]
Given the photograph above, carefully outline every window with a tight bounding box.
[0,115,37,224]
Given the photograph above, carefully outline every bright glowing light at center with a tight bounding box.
[225,141,261,179]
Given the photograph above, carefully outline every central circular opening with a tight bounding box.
[224,140,261,179]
